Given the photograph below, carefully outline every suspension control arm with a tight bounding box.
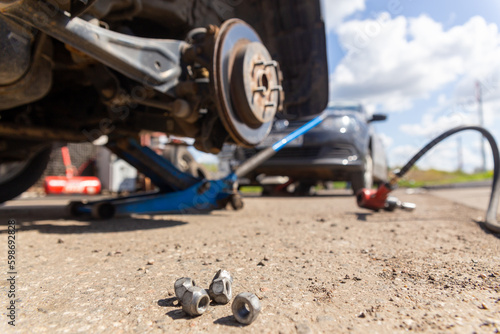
[1,0,185,93]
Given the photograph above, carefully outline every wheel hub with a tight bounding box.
[211,19,283,146]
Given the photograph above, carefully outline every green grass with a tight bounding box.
[240,181,350,194]
[239,186,263,194]
[231,168,493,192]
[397,168,493,188]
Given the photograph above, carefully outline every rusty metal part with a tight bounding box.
[1,0,185,93]
[181,286,210,317]
[231,42,281,128]
[0,16,33,85]
[174,277,196,301]
[208,269,233,304]
[211,19,282,147]
[0,1,21,10]
[231,292,261,325]
[0,29,53,110]
[0,123,88,142]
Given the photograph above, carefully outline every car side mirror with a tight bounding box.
[369,114,387,122]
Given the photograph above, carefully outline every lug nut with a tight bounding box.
[208,269,233,304]
[174,277,195,301]
[231,292,261,325]
[181,286,210,316]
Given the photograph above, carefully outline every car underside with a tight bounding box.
[0,0,328,202]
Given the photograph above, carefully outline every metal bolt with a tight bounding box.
[206,25,217,35]
[264,61,278,68]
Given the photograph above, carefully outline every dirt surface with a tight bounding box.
[0,189,499,333]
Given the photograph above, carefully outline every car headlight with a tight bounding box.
[273,119,289,132]
[321,116,358,132]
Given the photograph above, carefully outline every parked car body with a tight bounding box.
[228,102,388,195]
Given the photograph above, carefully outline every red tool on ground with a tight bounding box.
[357,126,499,234]
[356,178,415,212]
[44,147,101,195]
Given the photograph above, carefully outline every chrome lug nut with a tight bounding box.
[232,292,261,325]
[181,286,210,316]
[174,277,195,301]
[208,269,233,304]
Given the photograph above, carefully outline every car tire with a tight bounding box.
[0,146,52,203]
[261,184,282,196]
[351,150,373,195]
[261,184,291,196]
[294,181,314,196]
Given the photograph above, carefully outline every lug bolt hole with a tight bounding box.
[260,73,269,92]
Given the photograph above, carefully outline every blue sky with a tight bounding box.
[323,0,500,172]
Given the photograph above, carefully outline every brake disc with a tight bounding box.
[211,19,283,147]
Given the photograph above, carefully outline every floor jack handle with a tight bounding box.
[235,113,327,178]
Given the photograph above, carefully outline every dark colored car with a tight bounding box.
[228,102,388,195]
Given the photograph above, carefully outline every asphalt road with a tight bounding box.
[0,188,499,333]
[429,187,492,211]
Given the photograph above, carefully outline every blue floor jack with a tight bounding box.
[69,114,327,219]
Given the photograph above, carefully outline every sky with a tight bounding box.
[323,0,500,172]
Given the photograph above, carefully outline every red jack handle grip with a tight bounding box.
[356,183,393,211]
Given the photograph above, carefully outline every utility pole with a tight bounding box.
[476,81,487,172]
[457,136,463,172]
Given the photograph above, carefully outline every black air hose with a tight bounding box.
[395,126,500,233]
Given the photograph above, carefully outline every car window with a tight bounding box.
[328,105,362,112]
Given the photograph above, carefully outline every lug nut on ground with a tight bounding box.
[174,277,196,301]
[232,292,261,325]
[208,269,233,304]
[181,286,210,316]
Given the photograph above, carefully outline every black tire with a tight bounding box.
[0,146,52,203]
[351,151,374,195]
[67,201,85,217]
[261,185,274,196]
[91,202,115,219]
[261,184,289,196]
[294,181,314,196]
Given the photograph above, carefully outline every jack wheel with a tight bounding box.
[229,194,244,210]
[67,201,85,217]
[91,202,116,219]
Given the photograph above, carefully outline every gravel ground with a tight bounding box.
[0,189,499,333]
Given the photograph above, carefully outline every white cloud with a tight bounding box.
[393,106,498,172]
[329,9,500,172]
[390,144,420,168]
[399,110,475,138]
[322,0,365,31]
[330,14,500,112]
[390,139,480,172]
